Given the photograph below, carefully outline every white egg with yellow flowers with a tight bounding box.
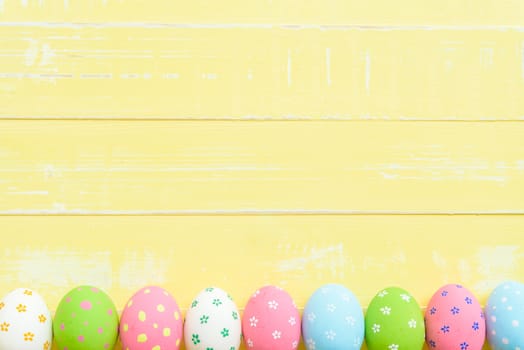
[0,288,52,350]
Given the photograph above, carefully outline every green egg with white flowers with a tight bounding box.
[365,287,425,350]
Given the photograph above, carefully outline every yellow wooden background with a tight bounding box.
[1,1,524,349]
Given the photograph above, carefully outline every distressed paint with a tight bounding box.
[0,26,523,119]
[1,121,523,214]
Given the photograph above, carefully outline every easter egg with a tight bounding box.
[425,284,485,350]
[302,284,364,350]
[184,287,241,350]
[120,286,183,350]
[242,285,300,350]
[485,281,524,350]
[0,288,52,350]
[53,285,119,350]
[365,287,424,350]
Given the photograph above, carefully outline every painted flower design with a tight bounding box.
[292,340,298,349]
[306,338,316,350]
[460,342,469,350]
[429,340,436,348]
[308,312,316,322]
[327,304,336,312]
[252,290,260,298]
[430,307,437,315]
[288,316,296,326]
[325,330,336,340]
[408,319,417,328]
[0,302,4,310]
[342,294,351,302]
[232,311,238,320]
[400,294,411,302]
[272,330,281,340]
[192,334,201,345]
[249,316,258,327]
[16,304,27,313]
[23,332,34,341]
[200,315,209,324]
[24,290,33,296]
[472,322,480,331]
[388,344,399,350]
[0,322,9,332]
[247,339,254,348]
[43,341,51,350]
[38,314,47,323]
[205,287,214,292]
[465,297,473,305]
[212,298,222,307]
[441,325,450,333]
[221,328,229,337]
[346,315,356,326]
[191,300,199,308]
[372,324,381,333]
[451,306,460,315]
[378,290,389,298]
[380,306,391,315]
[268,300,279,310]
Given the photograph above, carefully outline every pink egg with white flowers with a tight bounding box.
[425,284,485,350]
[120,286,183,350]
[242,286,301,350]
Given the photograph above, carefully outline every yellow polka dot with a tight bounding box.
[138,311,146,322]
[144,289,151,294]
[123,324,129,332]
[174,311,179,320]
[152,346,161,350]
[127,300,133,308]
[157,304,165,312]
[137,334,148,343]
[163,328,171,337]
[176,339,180,347]
[153,323,158,329]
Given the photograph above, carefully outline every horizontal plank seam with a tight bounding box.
[1,117,524,122]
[1,210,523,216]
[2,22,524,31]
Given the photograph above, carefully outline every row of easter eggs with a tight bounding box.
[0,281,522,350]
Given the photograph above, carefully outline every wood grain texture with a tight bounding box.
[1,215,522,312]
[1,0,524,25]
[1,26,523,120]
[1,120,523,214]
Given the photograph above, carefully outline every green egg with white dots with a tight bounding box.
[53,286,119,350]
[365,287,425,350]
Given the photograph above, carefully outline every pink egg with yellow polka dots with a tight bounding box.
[242,285,301,350]
[120,286,183,350]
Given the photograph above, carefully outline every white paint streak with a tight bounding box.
[364,51,371,93]
[276,244,345,278]
[0,0,4,13]
[7,190,49,195]
[287,49,292,86]
[119,250,168,289]
[475,246,521,294]
[20,0,28,7]
[480,47,494,67]
[63,0,68,9]
[0,248,112,296]
[164,73,180,80]
[80,73,113,79]
[326,48,331,86]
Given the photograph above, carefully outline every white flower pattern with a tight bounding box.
[272,330,281,339]
[380,306,391,315]
[288,316,296,326]
[249,316,258,327]
[400,294,411,302]
[306,338,316,350]
[389,344,399,350]
[372,323,381,333]
[327,303,336,312]
[408,319,417,328]
[268,300,279,310]
[325,330,336,341]
[308,312,316,322]
[247,339,254,348]
[378,290,389,298]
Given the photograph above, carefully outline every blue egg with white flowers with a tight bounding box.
[486,281,524,350]
[302,284,364,350]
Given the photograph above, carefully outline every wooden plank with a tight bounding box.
[1,120,523,214]
[0,26,523,120]
[1,0,524,26]
[1,215,522,314]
